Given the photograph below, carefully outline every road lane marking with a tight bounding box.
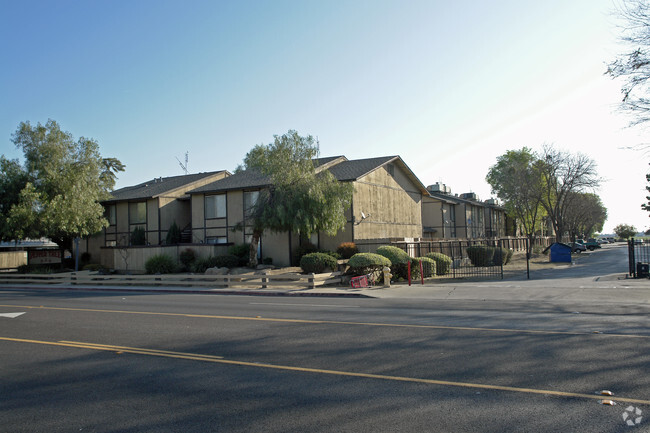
[249,302,360,308]
[2,336,650,406]
[1,303,649,339]
[0,312,25,318]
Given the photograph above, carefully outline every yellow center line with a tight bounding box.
[0,303,648,339]
[2,336,650,406]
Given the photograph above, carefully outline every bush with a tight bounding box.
[80,252,92,265]
[348,253,391,283]
[300,252,337,274]
[294,243,318,262]
[166,221,181,244]
[376,245,411,279]
[145,254,177,274]
[213,254,240,268]
[413,257,436,278]
[191,254,240,272]
[131,226,146,246]
[192,256,214,273]
[229,243,252,266]
[82,263,107,272]
[262,257,273,265]
[336,242,359,259]
[465,246,495,267]
[492,247,514,266]
[179,249,196,270]
[425,252,452,275]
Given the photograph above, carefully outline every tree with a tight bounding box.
[0,156,29,242]
[563,192,608,241]
[239,130,354,267]
[536,145,600,242]
[642,165,650,214]
[486,148,545,255]
[614,223,638,239]
[606,0,650,128]
[4,120,124,258]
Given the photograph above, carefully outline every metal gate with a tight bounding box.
[393,239,513,280]
[628,238,650,278]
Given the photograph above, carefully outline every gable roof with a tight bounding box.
[189,155,429,195]
[106,171,229,202]
[189,169,271,194]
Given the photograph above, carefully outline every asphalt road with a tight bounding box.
[1,244,649,432]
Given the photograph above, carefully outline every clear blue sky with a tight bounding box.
[1,0,647,234]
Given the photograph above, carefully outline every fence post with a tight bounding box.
[308,273,315,289]
[629,239,636,277]
[71,272,77,285]
[407,261,412,286]
[420,260,424,285]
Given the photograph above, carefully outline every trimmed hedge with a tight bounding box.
[348,253,391,284]
[425,252,452,275]
[465,246,513,267]
[179,249,196,271]
[376,245,411,279]
[300,252,337,274]
[414,257,436,278]
[145,254,177,274]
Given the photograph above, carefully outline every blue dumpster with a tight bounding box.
[545,242,572,263]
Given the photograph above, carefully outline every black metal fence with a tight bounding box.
[392,238,526,280]
[628,238,650,278]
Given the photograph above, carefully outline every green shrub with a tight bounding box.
[179,249,196,270]
[262,257,273,265]
[80,252,92,265]
[17,264,58,274]
[336,242,359,259]
[425,252,452,275]
[300,252,337,274]
[348,253,391,283]
[229,243,251,266]
[413,257,436,278]
[294,243,318,262]
[376,245,411,279]
[192,256,215,273]
[82,263,107,272]
[165,221,182,244]
[145,254,177,274]
[131,226,146,246]
[492,247,514,266]
[213,254,240,268]
[465,246,494,267]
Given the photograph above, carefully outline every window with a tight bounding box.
[205,194,226,219]
[206,236,228,244]
[104,204,116,226]
[244,191,259,214]
[129,202,146,225]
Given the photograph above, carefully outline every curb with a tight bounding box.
[0,285,373,298]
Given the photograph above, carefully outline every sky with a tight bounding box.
[1,0,648,234]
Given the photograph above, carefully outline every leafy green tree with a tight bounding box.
[563,192,607,241]
[0,156,30,242]
[614,223,637,240]
[4,120,124,256]
[239,130,354,267]
[486,148,545,255]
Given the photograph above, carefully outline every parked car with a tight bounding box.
[571,242,587,253]
[585,238,602,251]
